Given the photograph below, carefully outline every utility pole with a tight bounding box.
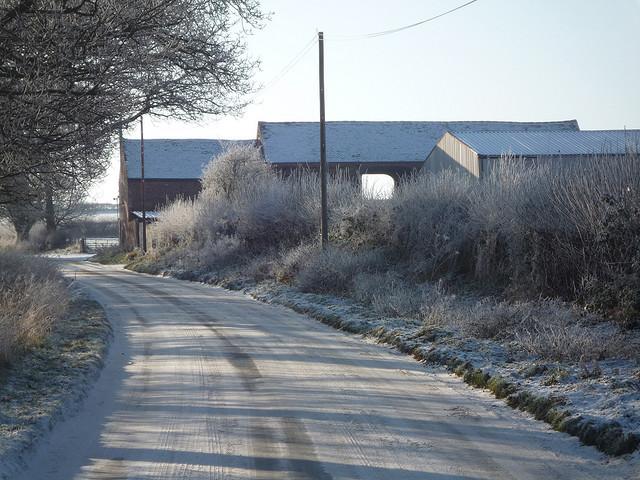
[318,31,329,248]
[118,128,123,248]
[140,116,147,253]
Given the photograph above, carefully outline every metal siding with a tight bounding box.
[424,133,480,177]
[452,130,640,157]
[481,154,608,178]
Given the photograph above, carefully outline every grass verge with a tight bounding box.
[0,292,111,478]
[90,246,130,265]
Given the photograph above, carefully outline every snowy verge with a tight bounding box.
[0,289,111,479]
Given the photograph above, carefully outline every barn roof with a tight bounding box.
[258,120,580,165]
[448,130,640,157]
[123,139,252,179]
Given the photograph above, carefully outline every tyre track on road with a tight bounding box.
[96,267,515,480]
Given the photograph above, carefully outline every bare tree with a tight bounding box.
[0,0,264,202]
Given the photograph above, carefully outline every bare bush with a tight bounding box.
[352,272,428,318]
[0,252,69,363]
[153,197,198,248]
[388,171,477,279]
[296,247,386,295]
[201,145,270,202]
[419,290,628,362]
[275,243,319,284]
[515,320,624,362]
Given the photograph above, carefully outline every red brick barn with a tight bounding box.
[118,138,249,250]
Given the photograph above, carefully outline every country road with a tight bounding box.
[15,259,633,480]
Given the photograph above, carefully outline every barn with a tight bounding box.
[118,138,250,250]
[257,120,580,184]
[424,129,640,178]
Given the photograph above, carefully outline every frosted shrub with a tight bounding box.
[201,144,269,201]
[550,154,640,238]
[469,161,555,283]
[153,197,197,248]
[389,171,476,279]
[200,151,356,253]
[514,317,623,362]
[336,199,390,248]
[0,220,15,247]
[421,293,468,328]
[198,235,243,268]
[352,272,427,317]
[296,246,386,295]
[461,299,533,340]
[275,243,319,284]
[235,176,316,251]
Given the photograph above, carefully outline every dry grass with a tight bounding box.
[295,246,385,295]
[352,272,429,318]
[0,221,15,248]
[0,251,69,363]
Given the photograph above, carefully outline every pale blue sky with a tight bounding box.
[91,0,640,201]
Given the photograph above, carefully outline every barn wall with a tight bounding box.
[126,179,202,212]
[423,133,481,177]
[480,154,623,177]
[271,162,422,184]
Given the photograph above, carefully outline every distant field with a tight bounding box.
[79,203,118,222]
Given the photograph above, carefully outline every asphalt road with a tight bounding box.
[15,260,630,479]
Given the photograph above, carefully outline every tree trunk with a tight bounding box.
[11,216,35,243]
[44,186,56,234]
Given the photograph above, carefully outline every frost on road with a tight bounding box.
[15,261,635,480]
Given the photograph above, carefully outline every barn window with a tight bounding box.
[362,174,394,199]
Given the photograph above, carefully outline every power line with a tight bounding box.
[255,34,318,96]
[251,0,481,96]
[327,0,480,41]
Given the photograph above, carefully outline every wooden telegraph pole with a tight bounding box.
[318,31,328,248]
[140,116,147,253]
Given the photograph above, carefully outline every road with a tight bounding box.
[16,260,630,479]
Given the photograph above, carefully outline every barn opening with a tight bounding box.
[362,174,394,199]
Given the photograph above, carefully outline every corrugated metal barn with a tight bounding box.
[119,138,250,249]
[257,120,580,183]
[424,129,640,178]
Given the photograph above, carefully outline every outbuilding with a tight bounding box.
[424,129,640,178]
[257,120,580,185]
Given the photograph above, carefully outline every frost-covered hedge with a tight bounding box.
[151,147,640,330]
[0,252,69,363]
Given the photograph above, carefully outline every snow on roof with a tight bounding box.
[449,130,640,157]
[123,139,252,179]
[258,120,580,165]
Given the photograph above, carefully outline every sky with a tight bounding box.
[89,0,640,202]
